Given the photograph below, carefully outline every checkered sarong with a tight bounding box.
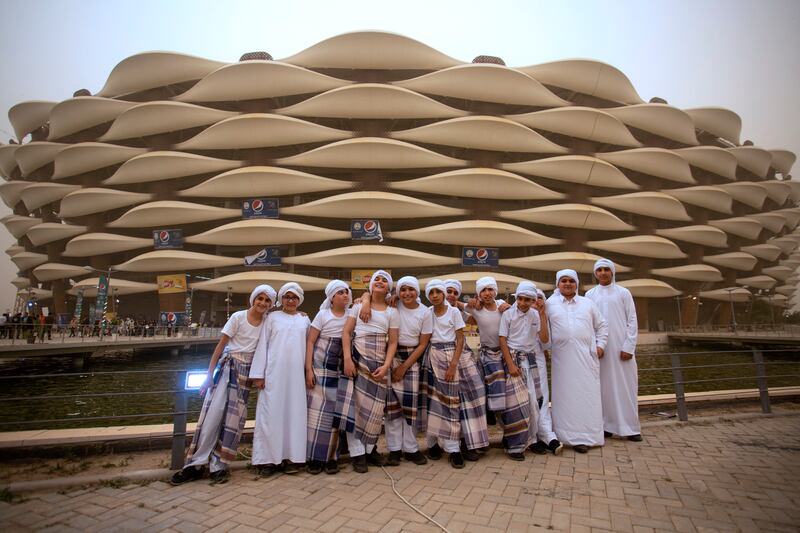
[497,351,532,452]
[459,349,490,450]
[352,333,389,447]
[385,346,419,427]
[425,342,461,441]
[186,351,252,465]
[512,349,542,400]
[480,345,506,411]
[306,336,343,462]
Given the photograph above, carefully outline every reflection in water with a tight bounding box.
[0,345,797,431]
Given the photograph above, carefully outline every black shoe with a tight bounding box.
[528,441,548,455]
[403,451,428,465]
[462,447,480,461]
[367,448,386,466]
[627,434,643,442]
[573,444,589,454]
[325,460,339,474]
[307,460,323,475]
[548,439,564,456]
[604,431,613,438]
[170,466,205,485]
[476,446,489,455]
[449,452,465,469]
[508,452,525,462]
[209,469,230,484]
[385,450,402,466]
[427,443,443,460]
[283,461,300,475]
[486,410,497,425]
[352,454,368,473]
[256,464,277,478]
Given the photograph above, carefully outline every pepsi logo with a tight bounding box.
[159,230,170,243]
[98,282,107,290]
[167,312,176,324]
[364,220,377,233]
[252,199,264,213]
[476,248,489,261]
[256,249,268,259]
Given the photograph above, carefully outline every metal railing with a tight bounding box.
[0,324,224,345]
[669,323,800,336]
[0,348,797,469]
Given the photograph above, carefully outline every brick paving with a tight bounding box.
[2,414,799,532]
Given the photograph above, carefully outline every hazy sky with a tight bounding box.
[1,0,798,309]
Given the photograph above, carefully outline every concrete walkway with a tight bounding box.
[2,413,799,532]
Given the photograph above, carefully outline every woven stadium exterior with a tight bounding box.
[1,31,797,328]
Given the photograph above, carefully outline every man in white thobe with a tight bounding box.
[547,269,608,453]
[585,258,641,441]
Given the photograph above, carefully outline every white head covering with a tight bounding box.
[320,279,351,310]
[278,282,304,306]
[513,280,538,300]
[536,288,546,300]
[425,279,447,303]
[555,269,579,289]
[369,270,393,293]
[249,284,277,306]
[593,258,616,283]
[396,276,421,304]
[475,276,498,296]
[444,279,462,296]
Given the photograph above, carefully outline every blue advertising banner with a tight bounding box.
[244,247,281,266]
[94,275,109,322]
[351,219,383,242]
[153,229,184,249]
[159,311,190,326]
[242,198,279,219]
[462,247,499,267]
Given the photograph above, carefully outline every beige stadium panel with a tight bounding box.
[389,169,564,201]
[729,146,772,178]
[26,222,86,246]
[59,188,153,218]
[280,191,466,218]
[604,104,699,146]
[500,252,631,274]
[588,235,687,259]
[2,215,43,239]
[768,149,796,175]
[20,183,81,211]
[740,244,783,262]
[190,271,330,293]
[650,264,724,283]
[99,101,239,141]
[665,185,733,214]
[48,96,137,140]
[104,151,243,186]
[14,142,68,176]
[684,107,742,145]
[185,219,350,246]
[0,145,20,177]
[419,272,554,294]
[703,252,759,271]
[507,107,642,147]
[503,155,638,189]
[275,138,467,168]
[388,220,563,247]
[708,216,764,240]
[8,100,57,141]
[52,143,148,179]
[0,181,30,207]
[10,251,48,271]
[107,201,240,228]
[283,245,461,269]
[62,233,153,257]
[717,182,769,210]
[69,277,158,297]
[735,275,778,290]
[700,287,752,302]
[591,192,691,221]
[655,225,728,248]
[595,148,695,184]
[113,250,242,272]
[518,59,644,105]
[674,146,738,180]
[32,263,93,282]
[498,204,634,231]
[177,166,353,198]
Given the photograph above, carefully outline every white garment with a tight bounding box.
[546,294,608,446]
[430,306,465,343]
[310,308,347,338]
[184,369,230,473]
[349,303,399,336]
[385,417,419,452]
[397,303,433,346]
[425,435,459,453]
[249,311,310,465]
[220,310,262,353]
[346,432,375,457]
[498,305,540,352]
[585,283,640,436]
[467,302,503,347]
[534,344,557,443]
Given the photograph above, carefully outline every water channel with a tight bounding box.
[0,343,798,431]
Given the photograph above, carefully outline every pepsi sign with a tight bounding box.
[462,247,499,267]
[244,247,281,267]
[242,198,279,219]
[351,219,384,242]
[159,311,190,326]
[153,229,184,249]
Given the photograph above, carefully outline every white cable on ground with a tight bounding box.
[381,466,452,533]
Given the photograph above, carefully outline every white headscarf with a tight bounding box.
[444,279,462,296]
[593,258,616,283]
[475,276,498,296]
[249,284,277,306]
[513,280,538,300]
[369,269,393,293]
[425,279,447,303]
[320,279,351,310]
[536,288,546,300]
[396,276,421,304]
[555,269,579,290]
[278,282,304,306]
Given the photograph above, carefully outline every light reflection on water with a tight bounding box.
[0,344,797,431]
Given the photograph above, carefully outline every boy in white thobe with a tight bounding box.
[585,258,641,441]
[547,269,608,453]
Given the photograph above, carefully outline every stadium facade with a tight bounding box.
[1,31,798,328]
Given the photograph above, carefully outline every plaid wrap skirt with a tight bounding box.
[480,345,507,411]
[306,336,343,462]
[351,333,389,447]
[385,345,420,427]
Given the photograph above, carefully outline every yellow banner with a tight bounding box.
[350,269,391,290]
[157,274,187,294]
